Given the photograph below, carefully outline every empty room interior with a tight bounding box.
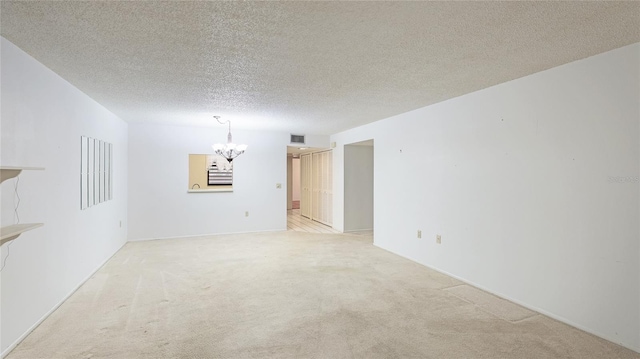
[1,2,639,358]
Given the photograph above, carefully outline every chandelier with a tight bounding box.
[212,116,247,162]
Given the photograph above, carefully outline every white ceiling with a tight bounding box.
[2,1,639,135]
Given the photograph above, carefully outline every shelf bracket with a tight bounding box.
[0,168,22,183]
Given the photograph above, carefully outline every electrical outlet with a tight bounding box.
[245,211,249,217]
[417,230,422,239]
[436,234,441,244]
[276,183,282,189]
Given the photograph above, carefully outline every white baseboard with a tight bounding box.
[372,243,640,354]
[127,228,287,242]
[1,241,127,359]
[344,228,373,233]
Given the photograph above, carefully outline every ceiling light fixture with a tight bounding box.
[212,116,247,162]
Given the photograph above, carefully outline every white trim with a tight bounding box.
[1,241,127,359]
[187,189,232,193]
[0,166,45,171]
[373,243,640,354]
[127,228,286,242]
[343,228,373,233]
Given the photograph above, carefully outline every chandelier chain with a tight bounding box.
[212,115,247,162]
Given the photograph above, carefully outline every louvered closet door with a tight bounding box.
[312,152,318,221]
[326,151,333,225]
[321,152,328,224]
[310,150,333,226]
[300,154,312,218]
[312,152,321,222]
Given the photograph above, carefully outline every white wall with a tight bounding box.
[292,158,301,201]
[0,37,128,356]
[344,144,374,232]
[296,134,330,151]
[331,43,640,351]
[128,123,290,240]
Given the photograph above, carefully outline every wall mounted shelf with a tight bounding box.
[0,166,45,244]
[1,223,44,245]
[0,166,45,184]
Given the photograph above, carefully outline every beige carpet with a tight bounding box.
[443,285,537,322]
[7,231,639,359]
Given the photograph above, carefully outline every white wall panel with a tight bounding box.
[1,37,128,356]
[127,123,288,240]
[330,43,640,351]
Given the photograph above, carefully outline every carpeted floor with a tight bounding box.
[7,231,639,358]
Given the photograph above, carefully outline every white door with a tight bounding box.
[300,154,312,218]
[311,150,333,226]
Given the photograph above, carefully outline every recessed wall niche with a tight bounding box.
[80,136,113,209]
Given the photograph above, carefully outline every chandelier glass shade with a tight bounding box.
[212,116,247,162]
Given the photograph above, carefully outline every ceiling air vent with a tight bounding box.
[290,134,305,144]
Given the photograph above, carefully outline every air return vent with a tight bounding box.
[290,134,305,144]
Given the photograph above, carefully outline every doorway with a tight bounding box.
[343,139,374,235]
[287,146,337,233]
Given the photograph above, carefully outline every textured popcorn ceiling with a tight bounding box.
[1,1,639,135]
